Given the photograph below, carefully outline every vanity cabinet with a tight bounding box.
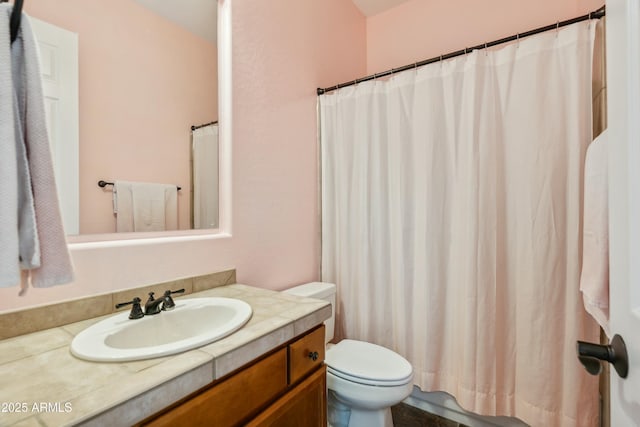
[139,325,326,427]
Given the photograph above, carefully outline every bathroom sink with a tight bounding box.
[70,297,252,362]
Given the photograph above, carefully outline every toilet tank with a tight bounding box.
[283,282,335,344]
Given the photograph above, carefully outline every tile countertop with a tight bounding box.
[0,284,331,427]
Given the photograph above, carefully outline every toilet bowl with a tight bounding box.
[283,282,414,427]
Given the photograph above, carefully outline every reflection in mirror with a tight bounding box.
[26,0,218,236]
[191,121,219,229]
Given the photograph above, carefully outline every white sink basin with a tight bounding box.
[70,297,252,362]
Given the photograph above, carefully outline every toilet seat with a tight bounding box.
[327,366,412,387]
[325,339,413,387]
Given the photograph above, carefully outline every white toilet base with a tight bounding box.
[347,407,393,427]
[328,389,396,427]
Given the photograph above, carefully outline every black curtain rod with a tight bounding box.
[191,120,218,131]
[317,5,605,95]
[98,180,181,191]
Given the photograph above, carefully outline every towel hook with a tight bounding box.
[9,0,23,44]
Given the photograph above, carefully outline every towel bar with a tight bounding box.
[98,180,181,191]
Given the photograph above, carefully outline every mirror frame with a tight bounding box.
[67,0,232,247]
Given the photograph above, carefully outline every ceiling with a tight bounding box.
[351,0,412,17]
[132,0,218,44]
[132,0,409,45]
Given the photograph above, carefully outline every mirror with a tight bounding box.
[26,0,219,236]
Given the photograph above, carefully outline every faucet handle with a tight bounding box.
[162,288,185,311]
[146,291,156,303]
[115,297,144,319]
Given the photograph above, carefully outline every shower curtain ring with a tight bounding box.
[556,21,560,37]
[484,42,488,56]
[516,33,520,47]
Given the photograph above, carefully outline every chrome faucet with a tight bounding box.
[144,288,185,315]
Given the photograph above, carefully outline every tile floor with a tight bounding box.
[391,403,470,427]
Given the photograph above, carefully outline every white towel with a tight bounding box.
[579,129,609,336]
[114,181,178,232]
[0,5,73,289]
[113,181,134,232]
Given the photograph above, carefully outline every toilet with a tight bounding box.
[284,282,414,427]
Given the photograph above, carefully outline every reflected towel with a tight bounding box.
[580,129,609,336]
[114,181,178,232]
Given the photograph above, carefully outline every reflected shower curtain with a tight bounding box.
[320,22,599,426]
[192,123,219,229]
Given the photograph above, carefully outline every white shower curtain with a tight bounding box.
[320,22,599,426]
[192,123,219,229]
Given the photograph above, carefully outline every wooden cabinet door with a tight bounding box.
[246,365,327,427]
[142,348,288,427]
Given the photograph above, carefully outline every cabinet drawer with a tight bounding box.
[288,325,325,385]
[144,348,288,427]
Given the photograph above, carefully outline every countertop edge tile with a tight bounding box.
[213,321,295,379]
[4,414,44,427]
[73,362,213,427]
[292,304,332,337]
[37,350,214,427]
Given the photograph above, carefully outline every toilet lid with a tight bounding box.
[325,340,413,386]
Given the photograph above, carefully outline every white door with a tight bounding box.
[30,18,79,235]
[607,0,640,424]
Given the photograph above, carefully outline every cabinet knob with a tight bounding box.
[308,351,319,361]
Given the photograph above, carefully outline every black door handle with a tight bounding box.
[577,334,628,378]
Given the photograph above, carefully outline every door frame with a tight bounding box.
[606,0,640,424]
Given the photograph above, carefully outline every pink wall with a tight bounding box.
[2,0,602,313]
[229,0,367,289]
[366,0,604,74]
[25,0,218,234]
[0,0,366,312]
